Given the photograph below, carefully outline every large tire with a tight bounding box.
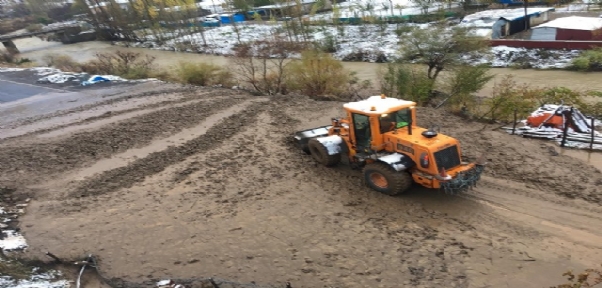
[308,138,341,167]
[363,162,413,196]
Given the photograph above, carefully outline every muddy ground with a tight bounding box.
[1,81,602,288]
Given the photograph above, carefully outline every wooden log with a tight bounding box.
[591,117,595,150]
[560,109,572,147]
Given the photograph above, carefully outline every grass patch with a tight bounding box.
[173,61,235,87]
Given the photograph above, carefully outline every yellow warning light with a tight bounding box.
[380,94,386,99]
[370,106,376,111]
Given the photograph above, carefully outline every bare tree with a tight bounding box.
[230,34,306,95]
[400,24,490,80]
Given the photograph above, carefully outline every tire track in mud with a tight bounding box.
[0,90,228,141]
[1,85,198,129]
[35,93,233,139]
[71,99,263,181]
[0,91,252,185]
[69,100,267,198]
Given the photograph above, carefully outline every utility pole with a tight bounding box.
[523,0,529,31]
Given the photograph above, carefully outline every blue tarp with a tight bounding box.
[81,75,112,86]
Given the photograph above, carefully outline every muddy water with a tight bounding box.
[12,38,602,96]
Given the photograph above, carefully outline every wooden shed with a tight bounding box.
[530,16,602,41]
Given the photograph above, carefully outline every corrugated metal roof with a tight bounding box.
[460,7,553,25]
[533,16,602,31]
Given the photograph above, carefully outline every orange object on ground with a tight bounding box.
[526,112,564,129]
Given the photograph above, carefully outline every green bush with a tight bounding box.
[174,61,234,87]
[286,50,351,98]
[570,48,602,72]
[379,63,434,105]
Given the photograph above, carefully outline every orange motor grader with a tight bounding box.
[294,94,486,195]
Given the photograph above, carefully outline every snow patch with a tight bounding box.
[0,67,155,86]
[37,73,78,84]
[0,230,28,251]
[0,270,69,288]
[316,135,343,155]
[463,45,581,69]
[0,67,26,72]
[378,153,410,171]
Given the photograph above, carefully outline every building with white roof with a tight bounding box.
[458,7,553,39]
[530,16,602,41]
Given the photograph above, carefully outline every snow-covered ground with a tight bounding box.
[466,46,582,69]
[0,197,68,288]
[120,22,584,68]
[0,267,69,288]
[0,199,27,251]
[0,67,159,85]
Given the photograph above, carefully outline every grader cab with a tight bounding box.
[294,95,486,195]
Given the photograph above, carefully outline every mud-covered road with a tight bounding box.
[1,81,602,288]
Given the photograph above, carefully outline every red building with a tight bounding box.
[530,16,602,41]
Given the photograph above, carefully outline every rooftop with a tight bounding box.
[460,7,554,26]
[343,96,415,114]
[533,16,602,31]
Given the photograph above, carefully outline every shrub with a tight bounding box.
[285,50,351,98]
[174,61,234,87]
[379,63,434,105]
[81,51,156,79]
[0,51,15,63]
[315,33,337,53]
[25,24,43,33]
[475,75,599,122]
[570,48,602,72]
[43,54,82,72]
[551,265,602,288]
[231,37,305,95]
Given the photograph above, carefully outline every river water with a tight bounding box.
[7,37,602,169]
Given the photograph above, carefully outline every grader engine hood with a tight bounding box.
[384,127,486,194]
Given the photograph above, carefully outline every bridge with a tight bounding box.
[1,23,84,54]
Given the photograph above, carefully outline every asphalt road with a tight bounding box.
[0,78,63,103]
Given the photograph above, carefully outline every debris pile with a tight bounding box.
[503,104,602,150]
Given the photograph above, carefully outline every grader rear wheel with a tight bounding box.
[308,138,341,167]
[363,162,413,196]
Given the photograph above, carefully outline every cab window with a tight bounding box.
[352,113,371,149]
[393,108,411,128]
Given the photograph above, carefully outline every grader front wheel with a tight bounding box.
[308,138,341,167]
[363,162,413,196]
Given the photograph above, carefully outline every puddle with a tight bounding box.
[560,148,602,171]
